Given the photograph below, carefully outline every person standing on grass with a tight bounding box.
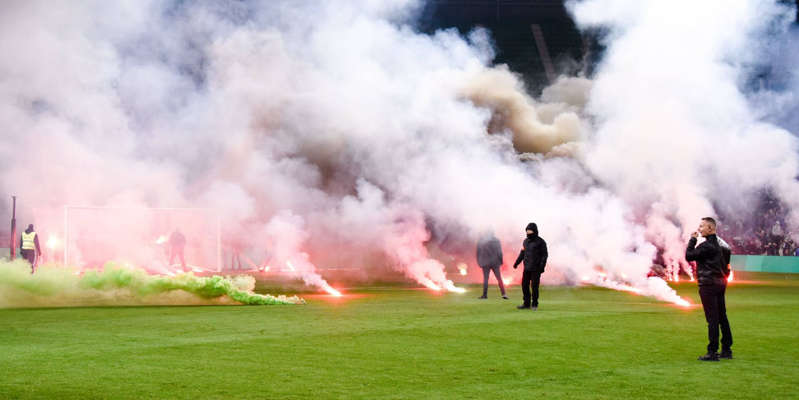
[169,229,187,271]
[20,224,42,273]
[476,230,508,300]
[686,217,733,361]
[513,222,547,310]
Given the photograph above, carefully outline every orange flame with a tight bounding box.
[321,283,342,297]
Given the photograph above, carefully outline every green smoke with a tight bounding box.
[0,260,305,307]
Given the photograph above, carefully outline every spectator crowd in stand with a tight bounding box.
[717,193,799,256]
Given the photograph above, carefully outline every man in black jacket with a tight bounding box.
[686,217,733,361]
[476,231,508,299]
[513,222,548,310]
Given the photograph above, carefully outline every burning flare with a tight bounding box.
[285,261,341,296]
[457,262,468,276]
[46,235,60,250]
[582,271,691,307]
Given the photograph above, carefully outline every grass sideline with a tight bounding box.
[1,273,797,399]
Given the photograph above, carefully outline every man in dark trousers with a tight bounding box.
[169,229,187,271]
[19,224,42,273]
[686,217,733,361]
[476,231,508,299]
[513,222,548,310]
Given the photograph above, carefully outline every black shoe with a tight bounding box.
[718,351,733,359]
[698,353,719,361]
[478,295,487,299]
[517,305,531,309]
[502,295,509,299]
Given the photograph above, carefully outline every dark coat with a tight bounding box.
[718,236,732,277]
[686,234,727,286]
[514,235,548,273]
[476,235,503,268]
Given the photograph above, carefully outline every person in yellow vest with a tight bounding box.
[20,224,42,273]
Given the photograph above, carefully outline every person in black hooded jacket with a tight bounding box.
[513,222,548,310]
[686,217,733,361]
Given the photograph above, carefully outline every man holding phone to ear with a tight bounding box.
[686,217,733,361]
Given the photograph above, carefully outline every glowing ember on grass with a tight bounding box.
[320,283,343,297]
[155,235,167,245]
[502,277,512,286]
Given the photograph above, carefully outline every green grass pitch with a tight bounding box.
[1,272,797,399]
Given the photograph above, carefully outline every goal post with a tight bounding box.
[61,206,221,272]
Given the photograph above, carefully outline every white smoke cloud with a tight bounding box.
[569,0,799,274]
[3,0,795,304]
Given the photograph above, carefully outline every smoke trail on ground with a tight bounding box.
[0,261,304,307]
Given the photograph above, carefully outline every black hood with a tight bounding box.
[526,223,538,236]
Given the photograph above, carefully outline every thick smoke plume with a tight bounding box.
[460,67,585,154]
[568,0,799,278]
[1,0,797,305]
[0,261,304,307]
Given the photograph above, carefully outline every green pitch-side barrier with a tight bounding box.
[730,255,799,273]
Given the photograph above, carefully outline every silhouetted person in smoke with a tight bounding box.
[476,231,508,299]
[513,222,547,310]
[686,217,733,361]
[19,224,41,273]
[169,229,187,270]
